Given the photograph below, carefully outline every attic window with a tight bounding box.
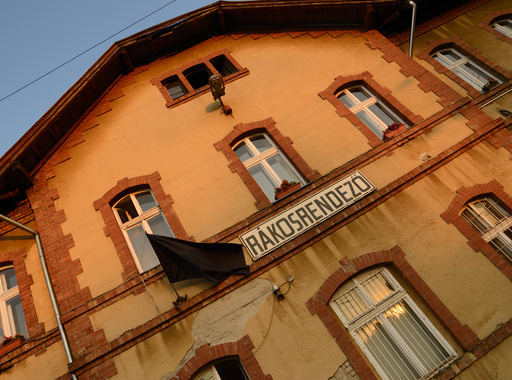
[163,76,188,100]
[184,64,212,90]
[151,48,249,108]
[210,55,237,77]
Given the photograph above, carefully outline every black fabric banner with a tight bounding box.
[146,234,250,283]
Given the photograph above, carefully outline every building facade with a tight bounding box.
[1,0,512,379]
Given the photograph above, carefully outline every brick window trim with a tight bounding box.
[170,335,273,380]
[440,179,512,281]
[214,117,321,210]
[319,71,423,148]
[0,248,44,338]
[416,36,512,99]
[305,246,479,380]
[151,48,249,109]
[477,7,512,45]
[93,171,192,281]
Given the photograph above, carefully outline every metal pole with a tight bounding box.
[0,214,78,380]
[408,1,417,58]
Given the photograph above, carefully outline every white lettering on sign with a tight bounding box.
[240,171,375,260]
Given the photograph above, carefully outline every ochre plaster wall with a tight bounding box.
[48,31,443,299]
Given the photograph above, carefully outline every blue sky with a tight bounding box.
[0,0,216,157]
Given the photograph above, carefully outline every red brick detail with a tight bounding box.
[416,36,512,99]
[150,48,249,108]
[77,358,117,380]
[214,117,321,210]
[440,180,512,281]
[0,249,43,338]
[306,247,480,380]
[363,30,464,109]
[93,171,192,281]
[0,199,35,236]
[477,7,512,45]
[319,71,423,147]
[169,336,273,380]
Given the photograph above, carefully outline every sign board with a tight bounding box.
[240,171,375,260]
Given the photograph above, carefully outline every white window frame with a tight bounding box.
[460,197,512,260]
[194,360,249,380]
[113,190,175,273]
[492,18,512,37]
[330,268,457,380]
[0,266,27,337]
[432,48,502,91]
[233,133,305,201]
[336,86,406,139]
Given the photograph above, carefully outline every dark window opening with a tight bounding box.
[184,64,212,90]
[211,55,238,77]
[163,76,188,100]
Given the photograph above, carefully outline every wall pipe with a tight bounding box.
[408,1,417,57]
[0,214,78,380]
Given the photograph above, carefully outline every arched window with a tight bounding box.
[492,18,512,37]
[233,134,304,201]
[113,189,174,272]
[0,266,28,337]
[336,86,408,140]
[330,268,456,380]
[194,359,249,380]
[460,197,512,261]
[431,48,502,92]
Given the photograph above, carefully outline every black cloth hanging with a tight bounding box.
[146,234,250,282]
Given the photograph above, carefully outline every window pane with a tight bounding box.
[438,50,461,63]
[250,135,273,153]
[266,155,300,184]
[210,55,237,77]
[356,318,420,380]
[351,88,371,103]
[197,368,216,380]
[136,191,157,213]
[167,82,187,100]
[234,142,254,162]
[355,109,385,138]
[147,213,174,237]
[332,285,371,321]
[360,271,395,304]
[338,93,356,108]
[368,103,396,127]
[473,199,508,225]
[215,360,248,380]
[6,295,28,337]
[461,62,491,86]
[249,163,277,201]
[1,268,17,291]
[127,225,160,272]
[489,236,512,261]
[461,208,491,234]
[115,196,139,223]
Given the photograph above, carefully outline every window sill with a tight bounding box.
[0,337,25,356]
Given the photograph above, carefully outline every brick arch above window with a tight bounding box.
[477,7,512,45]
[306,246,479,380]
[417,36,511,98]
[214,117,320,210]
[0,248,43,338]
[440,180,512,281]
[93,171,192,281]
[168,335,273,380]
[319,71,422,147]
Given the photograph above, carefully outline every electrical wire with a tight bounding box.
[0,0,178,103]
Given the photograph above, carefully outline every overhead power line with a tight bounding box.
[0,0,178,103]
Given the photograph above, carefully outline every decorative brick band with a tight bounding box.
[319,71,423,147]
[306,247,479,380]
[214,117,320,210]
[93,171,192,281]
[477,7,512,45]
[417,36,512,99]
[170,336,272,380]
[440,180,512,280]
